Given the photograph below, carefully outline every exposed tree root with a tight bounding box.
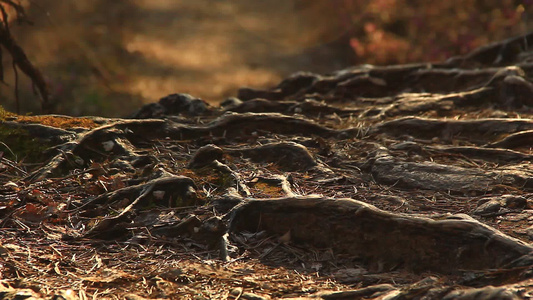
[2,32,533,299]
[228,196,532,275]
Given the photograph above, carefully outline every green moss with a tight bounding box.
[0,124,52,163]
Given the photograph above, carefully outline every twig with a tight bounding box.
[83,182,156,236]
[0,156,27,176]
[0,1,49,112]
[12,57,19,113]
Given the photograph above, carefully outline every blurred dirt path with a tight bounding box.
[3,0,355,115]
[124,0,353,101]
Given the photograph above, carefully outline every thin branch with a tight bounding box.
[0,1,50,113]
[12,59,18,113]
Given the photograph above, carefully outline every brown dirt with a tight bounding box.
[1,32,533,299]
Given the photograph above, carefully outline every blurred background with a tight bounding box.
[0,0,532,116]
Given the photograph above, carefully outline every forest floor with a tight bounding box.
[1,32,533,299]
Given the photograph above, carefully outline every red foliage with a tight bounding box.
[341,0,533,64]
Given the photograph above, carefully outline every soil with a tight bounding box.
[1,32,533,299]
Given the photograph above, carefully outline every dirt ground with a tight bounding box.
[3,2,533,300]
[1,0,355,116]
[1,31,533,299]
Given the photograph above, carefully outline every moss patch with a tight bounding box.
[0,106,14,121]
[0,124,52,163]
[14,115,98,129]
[1,105,98,129]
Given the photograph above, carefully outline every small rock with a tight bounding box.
[220,97,243,110]
[188,99,209,115]
[473,200,501,215]
[187,144,224,169]
[229,287,243,297]
[159,93,195,113]
[159,93,210,116]
[130,103,166,118]
[501,195,527,209]
[501,75,533,107]
[486,66,526,85]
[132,93,210,118]
[102,140,115,151]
